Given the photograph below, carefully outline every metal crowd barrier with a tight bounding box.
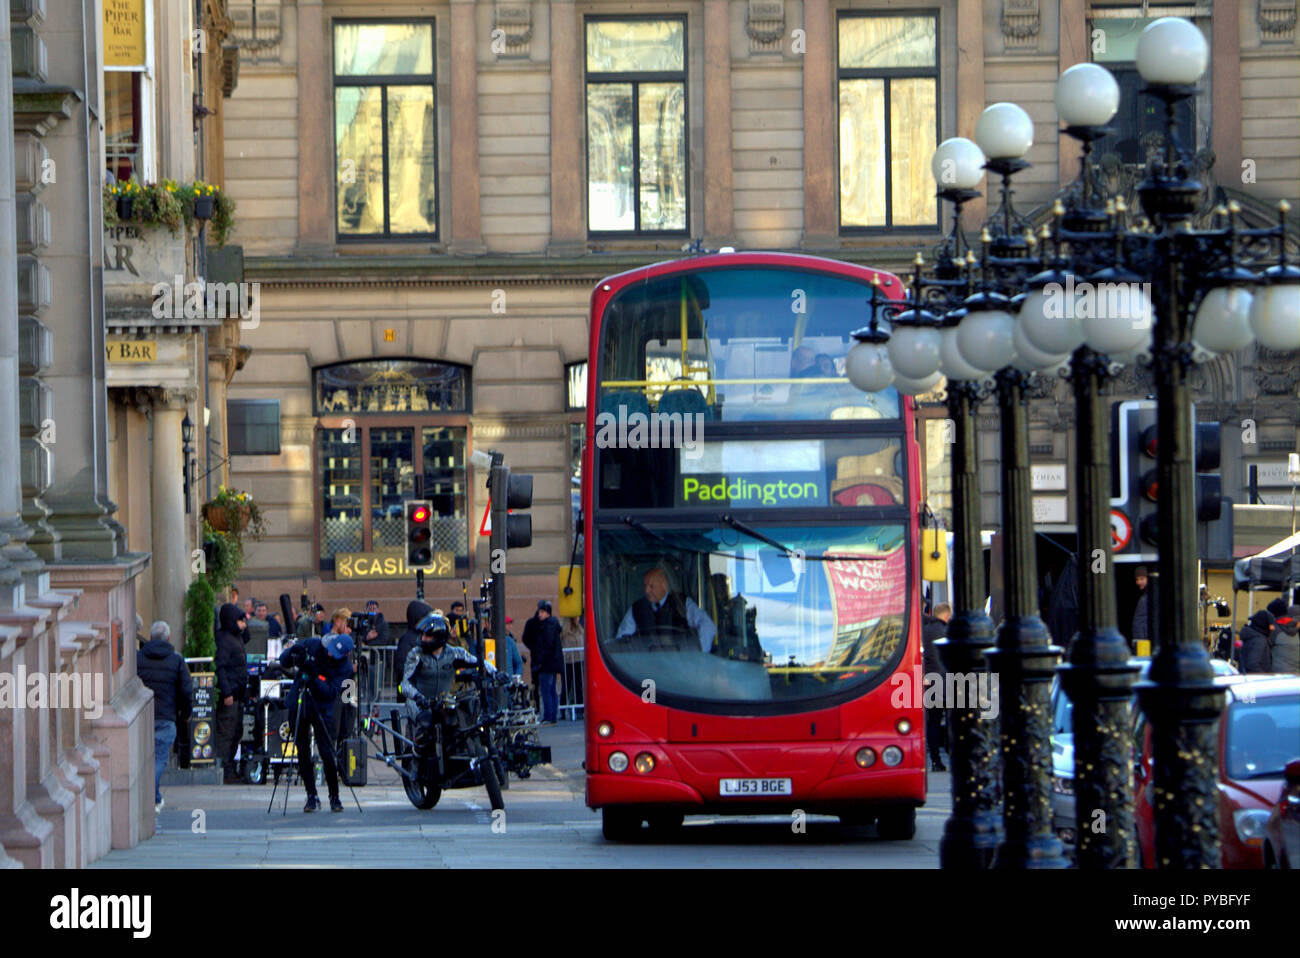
[559,645,584,721]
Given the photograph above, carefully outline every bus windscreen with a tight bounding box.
[593,523,908,708]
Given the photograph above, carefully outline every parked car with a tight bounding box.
[1134,675,1300,868]
[1050,656,1237,854]
[1264,758,1300,868]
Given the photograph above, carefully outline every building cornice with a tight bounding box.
[244,245,927,287]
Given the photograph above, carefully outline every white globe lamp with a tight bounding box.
[1136,18,1209,86]
[1056,63,1120,128]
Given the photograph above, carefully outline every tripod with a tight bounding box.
[267,673,363,815]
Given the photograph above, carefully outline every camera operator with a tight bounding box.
[400,613,495,721]
[279,609,355,812]
[447,601,472,650]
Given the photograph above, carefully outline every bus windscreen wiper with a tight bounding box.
[622,516,755,561]
[718,514,885,563]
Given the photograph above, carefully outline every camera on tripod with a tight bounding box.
[348,611,375,636]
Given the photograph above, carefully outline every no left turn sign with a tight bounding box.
[1110,509,1132,551]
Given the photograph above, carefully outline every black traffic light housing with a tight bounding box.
[1111,400,1232,560]
[502,471,533,549]
[404,499,435,569]
[1111,400,1161,558]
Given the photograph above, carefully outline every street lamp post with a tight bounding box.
[961,104,1068,869]
[181,411,195,515]
[1015,19,1296,867]
[1031,62,1142,869]
[850,19,1296,867]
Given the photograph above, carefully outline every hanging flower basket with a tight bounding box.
[116,194,134,220]
[203,502,250,533]
[193,195,215,220]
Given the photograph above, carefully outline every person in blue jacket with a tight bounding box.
[280,610,355,813]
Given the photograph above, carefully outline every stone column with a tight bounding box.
[1210,1,1242,184]
[448,0,485,254]
[1058,0,1087,189]
[4,1,52,595]
[956,0,987,224]
[153,0,195,180]
[801,0,837,247]
[0,6,29,606]
[151,392,192,650]
[36,0,120,559]
[548,0,584,254]
[296,0,332,251]
[702,0,734,247]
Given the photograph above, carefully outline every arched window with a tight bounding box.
[313,360,471,574]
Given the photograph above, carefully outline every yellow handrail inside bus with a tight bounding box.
[601,377,848,388]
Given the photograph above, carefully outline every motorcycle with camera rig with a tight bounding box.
[361,610,550,811]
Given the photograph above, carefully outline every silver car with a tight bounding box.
[1050,655,1238,855]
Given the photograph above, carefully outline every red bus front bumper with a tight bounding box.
[586,740,926,815]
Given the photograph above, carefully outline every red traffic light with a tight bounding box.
[1140,424,1158,459]
[411,505,430,523]
[1141,469,1159,503]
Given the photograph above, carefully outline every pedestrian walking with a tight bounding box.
[921,603,951,772]
[535,601,564,724]
[137,622,193,813]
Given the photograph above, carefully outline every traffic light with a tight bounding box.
[1110,400,1159,559]
[1110,400,1232,560]
[1194,421,1233,560]
[404,499,434,569]
[500,470,533,549]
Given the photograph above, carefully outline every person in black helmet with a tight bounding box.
[400,612,495,721]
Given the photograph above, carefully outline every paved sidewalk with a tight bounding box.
[92,720,953,868]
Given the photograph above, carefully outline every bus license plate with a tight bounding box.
[719,777,792,797]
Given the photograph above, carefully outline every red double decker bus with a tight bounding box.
[581,251,927,841]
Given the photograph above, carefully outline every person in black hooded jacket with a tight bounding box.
[213,603,249,783]
[1239,609,1276,674]
[394,599,432,704]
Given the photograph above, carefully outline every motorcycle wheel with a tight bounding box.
[401,757,441,810]
[472,740,504,811]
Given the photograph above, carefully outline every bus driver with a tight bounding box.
[615,567,717,653]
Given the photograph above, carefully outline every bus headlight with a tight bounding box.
[608,751,629,773]
[634,752,656,774]
[896,718,912,735]
[855,747,877,768]
[597,721,614,738]
[881,746,904,767]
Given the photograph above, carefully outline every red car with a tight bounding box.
[1264,758,1300,869]
[1135,675,1300,868]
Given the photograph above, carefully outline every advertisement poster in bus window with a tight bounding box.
[823,545,907,668]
